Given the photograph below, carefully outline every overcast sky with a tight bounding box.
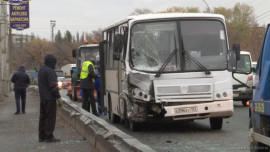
[9,0,270,40]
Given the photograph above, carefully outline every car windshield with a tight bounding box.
[130,20,227,72]
[236,54,251,73]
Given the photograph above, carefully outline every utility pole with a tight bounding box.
[50,20,56,42]
[0,1,9,101]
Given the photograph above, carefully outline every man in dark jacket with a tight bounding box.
[11,66,30,115]
[38,54,62,142]
[80,60,99,116]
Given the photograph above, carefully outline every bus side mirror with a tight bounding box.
[228,50,237,72]
[232,43,240,61]
[72,49,76,58]
[113,34,124,60]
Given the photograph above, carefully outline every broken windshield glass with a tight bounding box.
[130,21,180,72]
[130,20,227,72]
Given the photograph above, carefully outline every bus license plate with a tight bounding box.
[174,106,198,114]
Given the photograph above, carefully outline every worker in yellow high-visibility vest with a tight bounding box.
[80,60,99,116]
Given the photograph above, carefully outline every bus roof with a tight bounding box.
[103,13,225,31]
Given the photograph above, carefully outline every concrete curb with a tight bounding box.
[59,97,156,152]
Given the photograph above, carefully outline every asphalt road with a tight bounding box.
[60,89,250,152]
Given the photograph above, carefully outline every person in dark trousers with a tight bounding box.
[80,60,99,116]
[38,54,63,143]
[94,61,107,115]
[11,66,30,115]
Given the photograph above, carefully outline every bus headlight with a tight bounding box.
[132,88,151,101]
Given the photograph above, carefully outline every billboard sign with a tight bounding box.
[9,0,29,30]
[0,0,30,30]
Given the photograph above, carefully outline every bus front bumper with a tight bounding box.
[163,100,233,120]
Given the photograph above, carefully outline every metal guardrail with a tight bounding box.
[59,97,156,152]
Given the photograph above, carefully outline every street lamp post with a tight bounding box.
[50,20,56,42]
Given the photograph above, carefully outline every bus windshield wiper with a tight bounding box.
[183,50,211,75]
[155,36,178,77]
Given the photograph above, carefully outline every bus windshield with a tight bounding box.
[80,47,99,64]
[130,20,228,72]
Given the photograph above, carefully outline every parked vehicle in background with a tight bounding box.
[69,41,99,101]
[57,77,64,89]
[232,51,253,106]
[55,69,64,78]
[249,24,270,151]
[100,13,239,131]
[55,69,64,89]
[252,61,257,95]
[62,77,71,89]
[252,62,257,69]
[61,64,76,76]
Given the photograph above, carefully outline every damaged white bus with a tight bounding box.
[99,13,239,131]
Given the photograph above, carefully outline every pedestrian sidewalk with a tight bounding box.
[0,88,93,152]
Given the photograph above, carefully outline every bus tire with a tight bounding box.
[210,118,223,130]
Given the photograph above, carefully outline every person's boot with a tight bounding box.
[14,111,20,115]
[45,136,60,142]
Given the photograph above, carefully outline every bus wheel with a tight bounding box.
[210,118,223,130]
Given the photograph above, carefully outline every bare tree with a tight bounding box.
[22,38,56,71]
[130,8,152,15]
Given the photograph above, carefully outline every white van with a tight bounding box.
[232,51,253,106]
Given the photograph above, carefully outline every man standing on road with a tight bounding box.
[11,66,30,115]
[80,59,99,116]
[95,61,107,115]
[38,54,63,142]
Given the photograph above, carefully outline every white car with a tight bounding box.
[232,51,253,106]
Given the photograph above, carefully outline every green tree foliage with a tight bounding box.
[76,31,80,43]
[55,30,62,43]
[64,30,72,42]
